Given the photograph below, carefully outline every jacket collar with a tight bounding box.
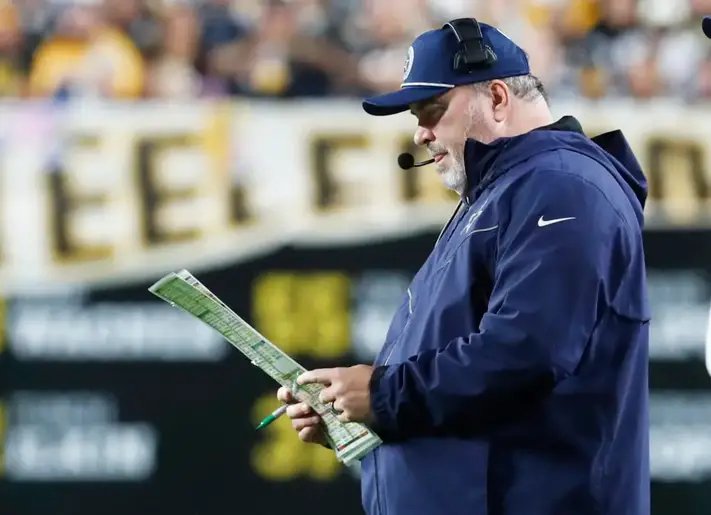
[461,116,585,204]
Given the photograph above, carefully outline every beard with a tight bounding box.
[432,102,490,195]
[437,153,467,193]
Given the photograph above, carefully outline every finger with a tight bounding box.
[285,402,313,419]
[337,412,352,423]
[276,387,294,403]
[318,386,337,405]
[298,426,320,443]
[296,420,323,436]
[297,368,338,386]
[291,417,321,432]
[332,398,345,413]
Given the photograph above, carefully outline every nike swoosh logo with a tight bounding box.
[537,216,575,227]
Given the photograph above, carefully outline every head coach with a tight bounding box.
[278,18,651,515]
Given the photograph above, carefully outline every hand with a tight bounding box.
[276,386,328,447]
[297,365,375,424]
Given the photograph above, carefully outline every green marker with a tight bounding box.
[256,404,288,430]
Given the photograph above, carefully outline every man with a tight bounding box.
[29,3,145,99]
[278,18,650,515]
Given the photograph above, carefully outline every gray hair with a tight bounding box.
[472,74,549,105]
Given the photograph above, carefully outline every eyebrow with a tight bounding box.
[410,100,445,116]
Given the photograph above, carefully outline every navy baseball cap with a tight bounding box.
[362,19,530,116]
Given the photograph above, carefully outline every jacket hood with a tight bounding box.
[462,116,648,225]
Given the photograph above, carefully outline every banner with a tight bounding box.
[0,228,708,515]
[0,100,710,290]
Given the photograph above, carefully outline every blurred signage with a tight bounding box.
[3,391,157,481]
[7,291,226,361]
[0,100,709,290]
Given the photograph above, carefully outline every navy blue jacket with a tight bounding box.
[361,117,651,515]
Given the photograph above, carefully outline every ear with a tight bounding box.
[490,80,509,123]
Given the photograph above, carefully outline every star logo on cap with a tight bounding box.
[403,46,414,81]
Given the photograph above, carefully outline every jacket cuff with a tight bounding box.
[369,365,399,441]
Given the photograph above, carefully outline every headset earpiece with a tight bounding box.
[443,18,497,73]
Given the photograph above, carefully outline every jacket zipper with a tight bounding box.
[373,449,383,515]
[374,289,412,515]
[383,287,413,366]
[435,200,465,248]
[381,199,464,367]
[373,200,466,514]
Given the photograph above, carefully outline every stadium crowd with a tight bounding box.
[0,0,710,101]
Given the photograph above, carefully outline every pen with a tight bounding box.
[256,404,288,430]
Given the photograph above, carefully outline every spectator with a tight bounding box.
[104,0,163,58]
[353,1,432,94]
[0,3,27,97]
[199,0,249,56]
[145,4,203,99]
[28,3,145,99]
[0,0,707,102]
[207,0,355,98]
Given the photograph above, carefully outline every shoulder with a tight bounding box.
[32,38,82,64]
[506,164,613,209]
[496,167,637,243]
[509,150,640,225]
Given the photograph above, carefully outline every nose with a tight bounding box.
[414,126,434,147]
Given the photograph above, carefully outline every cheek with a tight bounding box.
[467,116,499,144]
[435,123,468,149]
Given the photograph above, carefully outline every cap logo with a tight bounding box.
[403,46,414,81]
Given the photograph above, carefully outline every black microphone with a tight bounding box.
[703,16,711,39]
[398,153,435,170]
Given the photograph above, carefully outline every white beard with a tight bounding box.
[438,153,467,195]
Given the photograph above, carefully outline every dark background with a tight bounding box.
[0,228,709,515]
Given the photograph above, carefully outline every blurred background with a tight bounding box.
[0,0,711,514]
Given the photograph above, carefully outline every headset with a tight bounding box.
[442,18,498,72]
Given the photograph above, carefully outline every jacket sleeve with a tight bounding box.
[369,170,628,441]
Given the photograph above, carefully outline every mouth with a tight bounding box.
[434,153,447,163]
